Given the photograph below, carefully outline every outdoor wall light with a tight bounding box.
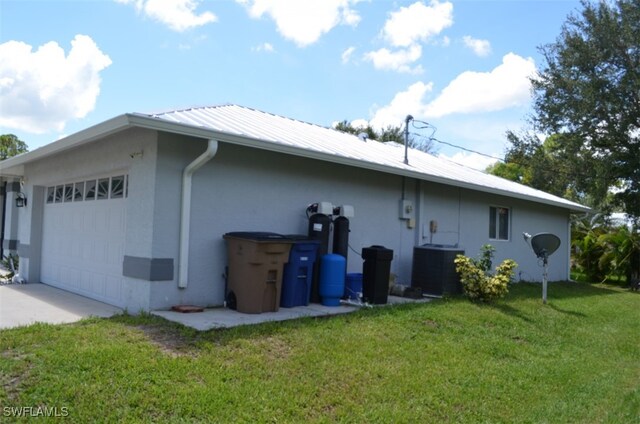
[15,192,27,208]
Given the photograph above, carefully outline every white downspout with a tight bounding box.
[179,139,219,288]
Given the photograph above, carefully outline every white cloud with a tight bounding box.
[238,0,361,47]
[370,81,433,129]
[381,0,453,47]
[424,53,536,118]
[0,35,112,134]
[363,1,452,75]
[116,0,216,32]
[341,46,356,64]
[252,42,275,52]
[439,152,498,171]
[364,44,423,74]
[463,35,491,57]
[366,54,536,136]
[350,118,369,129]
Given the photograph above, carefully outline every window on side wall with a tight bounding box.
[489,206,510,241]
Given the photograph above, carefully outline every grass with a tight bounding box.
[1,282,639,423]
[571,270,631,286]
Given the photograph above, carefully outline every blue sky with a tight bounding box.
[0,0,582,169]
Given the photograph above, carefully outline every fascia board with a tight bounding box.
[0,115,132,176]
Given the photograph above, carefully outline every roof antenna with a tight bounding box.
[404,114,413,165]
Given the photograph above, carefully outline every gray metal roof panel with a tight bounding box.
[148,105,588,212]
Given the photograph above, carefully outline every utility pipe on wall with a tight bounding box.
[179,139,219,288]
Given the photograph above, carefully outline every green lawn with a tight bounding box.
[1,282,639,423]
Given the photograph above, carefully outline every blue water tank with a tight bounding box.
[319,254,346,306]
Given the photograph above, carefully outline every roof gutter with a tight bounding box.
[179,139,219,289]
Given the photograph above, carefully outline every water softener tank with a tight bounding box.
[308,213,332,302]
[332,216,349,260]
[308,213,331,256]
[319,254,346,306]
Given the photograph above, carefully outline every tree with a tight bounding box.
[529,0,640,220]
[571,213,640,285]
[333,120,377,141]
[0,134,28,160]
[333,120,435,153]
[487,132,583,203]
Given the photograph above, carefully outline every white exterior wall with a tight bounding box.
[419,181,571,282]
[17,128,159,312]
[152,139,571,309]
[149,140,419,308]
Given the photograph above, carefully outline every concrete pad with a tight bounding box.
[0,283,122,329]
[152,295,432,331]
[152,303,359,331]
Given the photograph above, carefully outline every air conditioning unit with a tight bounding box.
[411,244,465,296]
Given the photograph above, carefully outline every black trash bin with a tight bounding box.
[362,245,394,304]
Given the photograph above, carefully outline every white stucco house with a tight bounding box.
[0,105,590,311]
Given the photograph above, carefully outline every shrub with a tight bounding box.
[454,245,518,302]
[1,254,19,280]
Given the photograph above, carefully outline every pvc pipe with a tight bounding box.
[179,139,218,288]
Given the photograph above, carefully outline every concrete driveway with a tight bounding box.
[0,283,122,329]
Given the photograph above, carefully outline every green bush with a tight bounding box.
[454,245,518,302]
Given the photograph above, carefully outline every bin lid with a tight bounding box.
[362,245,394,260]
[416,244,464,252]
[223,232,291,242]
[284,234,321,243]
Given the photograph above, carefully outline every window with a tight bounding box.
[110,175,125,199]
[54,186,64,203]
[97,178,109,200]
[64,184,73,202]
[45,175,128,204]
[85,180,96,200]
[489,206,510,240]
[73,182,84,201]
[46,187,55,204]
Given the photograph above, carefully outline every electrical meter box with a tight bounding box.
[399,200,413,220]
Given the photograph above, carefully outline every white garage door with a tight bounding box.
[41,175,127,307]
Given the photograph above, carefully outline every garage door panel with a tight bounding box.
[70,239,81,260]
[41,176,127,307]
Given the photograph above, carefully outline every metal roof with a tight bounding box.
[0,104,589,212]
[146,104,589,212]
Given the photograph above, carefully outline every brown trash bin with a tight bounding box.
[223,232,293,314]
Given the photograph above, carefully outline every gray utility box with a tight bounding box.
[411,244,465,296]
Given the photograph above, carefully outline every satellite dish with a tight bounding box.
[523,232,561,304]
[530,233,561,260]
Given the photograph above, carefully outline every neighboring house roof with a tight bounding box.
[0,104,590,213]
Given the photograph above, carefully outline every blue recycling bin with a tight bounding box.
[280,236,321,308]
